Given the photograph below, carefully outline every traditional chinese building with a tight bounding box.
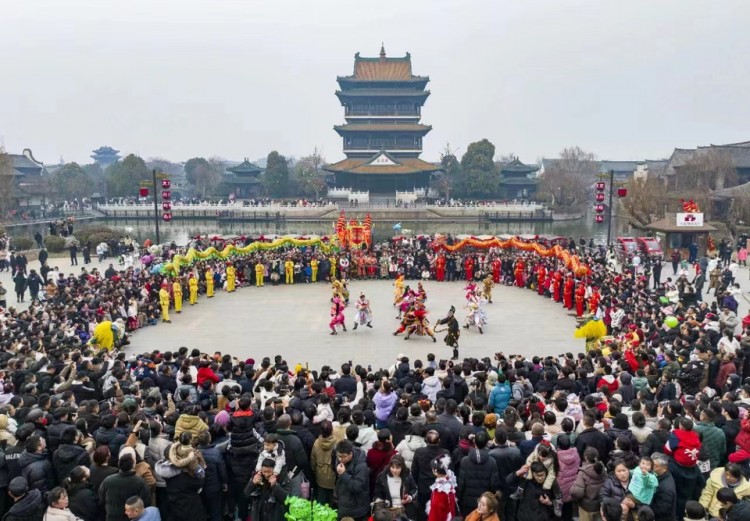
[91,146,121,166]
[499,157,540,200]
[324,46,440,194]
[222,158,264,198]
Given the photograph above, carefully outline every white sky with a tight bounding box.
[1,0,749,165]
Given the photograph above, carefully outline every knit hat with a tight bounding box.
[214,410,230,427]
[8,477,28,497]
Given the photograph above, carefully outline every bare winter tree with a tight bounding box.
[677,148,737,192]
[294,147,328,199]
[621,176,668,227]
[538,146,597,208]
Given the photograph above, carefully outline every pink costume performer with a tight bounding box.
[329,296,347,335]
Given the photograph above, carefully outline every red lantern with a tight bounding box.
[162,212,172,222]
[594,215,605,224]
[595,193,605,202]
[161,179,171,189]
[617,188,628,197]
[161,190,171,200]
[594,204,605,213]
[595,182,606,191]
[139,188,149,197]
[162,202,172,211]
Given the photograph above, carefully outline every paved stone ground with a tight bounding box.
[2,254,749,370]
[125,278,583,369]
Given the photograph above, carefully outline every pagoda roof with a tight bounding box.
[92,146,120,155]
[325,151,440,176]
[227,159,262,175]
[337,47,429,83]
[222,173,261,185]
[500,158,540,174]
[500,176,539,185]
[334,123,432,134]
[336,89,429,98]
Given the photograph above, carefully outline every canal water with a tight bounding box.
[7,212,636,245]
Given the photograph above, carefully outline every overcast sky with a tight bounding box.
[1,0,749,166]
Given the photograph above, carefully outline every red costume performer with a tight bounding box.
[574,283,586,317]
[588,288,601,314]
[514,259,525,287]
[491,257,501,283]
[553,272,562,302]
[537,265,546,295]
[464,256,474,282]
[563,276,574,309]
[436,254,446,282]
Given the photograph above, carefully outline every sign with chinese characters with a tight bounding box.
[676,213,704,227]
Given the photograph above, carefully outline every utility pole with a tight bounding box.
[606,169,614,246]
[152,169,160,245]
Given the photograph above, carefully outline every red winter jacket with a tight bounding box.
[666,428,701,467]
[427,482,457,521]
[735,418,750,454]
[197,367,220,386]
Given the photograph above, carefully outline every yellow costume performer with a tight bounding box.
[483,275,494,304]
[226,264,236,292]
[284,259,294,284]
[159,286,171,323]
[574,316,607,352]
[189,275,198,305]
[332,279,345,302]
[393,274,405,305]
[91,321,115,350]
[173,279,183,313]
[311,258,319,283]
[205,268,214,297]
[330,256,337,280]
[255,261,265,287]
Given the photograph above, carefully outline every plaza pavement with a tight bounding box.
[1,253,749,370]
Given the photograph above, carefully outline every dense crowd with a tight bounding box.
[0,233,749,521]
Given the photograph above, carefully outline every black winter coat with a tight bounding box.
[373,467,419,520]
[276,428,311,480]
[52,443,91,483]
[2,489,44,521]
[457,448,500,515]
[227,410,262,485]
[335,449,370,519]
[165,472,204,521]
[576,428,614,464]
[199,444,228,494]
[67,482,101,521]
[488,444,524,495]
[18,451,53,494]
[599,475,628,504]
[651,471,677,521]
[94,427,127,464]
[411,444,450,503]
[516,479,561,521]
[641,430,669,459]
[244,472,291,521]
[99,470,150,521]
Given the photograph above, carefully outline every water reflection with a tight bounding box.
[96,212,634,245]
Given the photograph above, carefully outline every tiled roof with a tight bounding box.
[334,123,432,133]
[663,148,696,177]
[325,156,440,175]
[92,146,119,155]
[227,159,262,175]
[222,173,261,185]
[646,215,717,233]
[500,176,539,185]
[712,181,750,199]
[600,160,640,173]
[336,89,429,98]
[500,158,539,174]
[338,50,428,83]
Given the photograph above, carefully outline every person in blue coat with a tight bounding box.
[488,374,511,415]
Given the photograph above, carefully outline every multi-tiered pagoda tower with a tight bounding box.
[325,46,440,194]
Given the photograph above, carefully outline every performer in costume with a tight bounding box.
[329,255,337,280]
[393,273,405,306]
[172,278,183,313]
[553,271,562,302]
[563,275,574,309]
[404,301,436,342]
[284,258,294,284]
[159,284,171,323]
[588,286,601,314]
[463,297,487,334]
[205,267,215,298]
[435,253,446,282]
[491,257,501,284]
[537,265,546,296]
[352,293,372,329]
[514,258,525,287]
[188,274,198,305]
[417,281,428,302]
[464,256,474,282]
[255,261,265,287]
[226,262,237,292]
[310,257,318,282]
[574,281,586,317]
[393,308,417,337]
[482,275,494,304]
[329,296,347,335]
[435,306,461,360]
[574,315,607,352]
